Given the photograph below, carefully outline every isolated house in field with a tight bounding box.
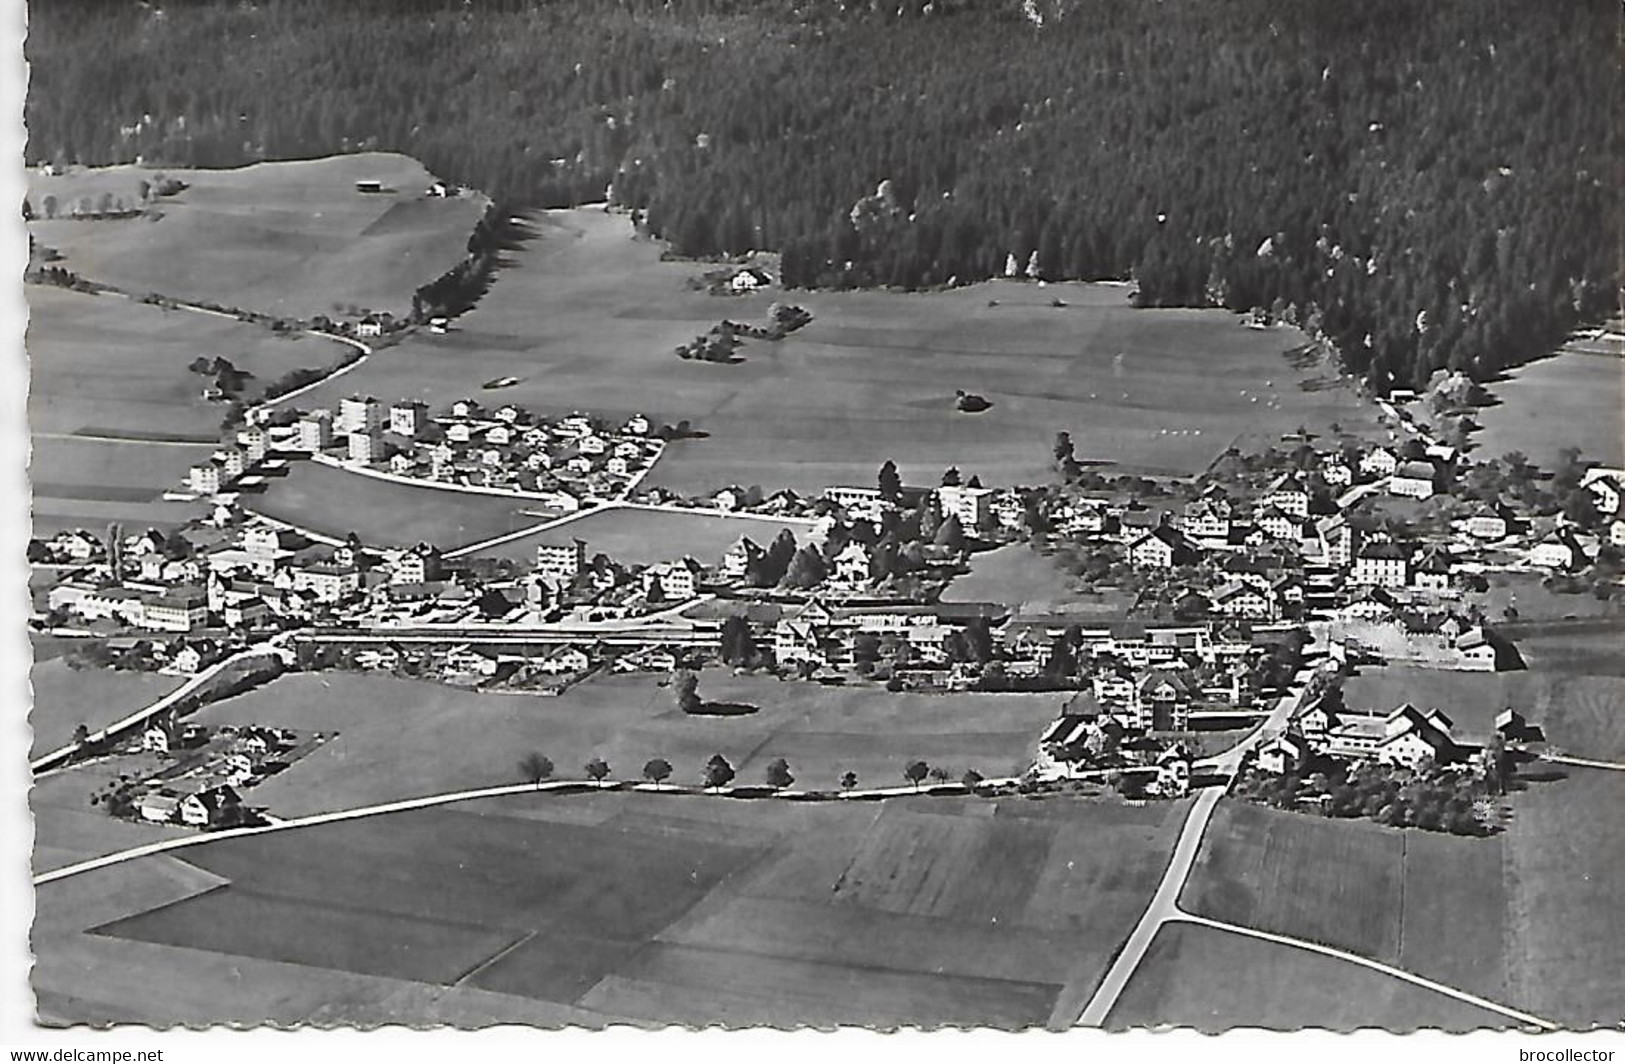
[728,267,772,292]
[355,179,384,194]
[355,317,384,338]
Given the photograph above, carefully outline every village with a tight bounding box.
[27,371,1617,834]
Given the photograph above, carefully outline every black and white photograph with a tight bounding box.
[4,0,1622,1048]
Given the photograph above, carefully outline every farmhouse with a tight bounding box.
[1180,496,1233,540]
[727,267,772,292]
[1465,502,1513,541]
[138,793,181,824]
[1256,729,1308,775]
[180,785,242,829]
[831,541,872,587]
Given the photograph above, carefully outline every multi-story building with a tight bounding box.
[296,410,334,453]
[188,461,223,496]
[936,484,996,531]
[1351,541,1411,588]
[535,539,587,588]
[389,400,429,437]
[337,395,382,434]
[348,431,381,464]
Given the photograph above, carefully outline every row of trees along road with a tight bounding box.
[518,752,985,791]
[25,0,1619,394]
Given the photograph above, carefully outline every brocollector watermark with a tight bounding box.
[1518,1052,1616,1062]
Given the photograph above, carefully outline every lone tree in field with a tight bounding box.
[962,768,985,788]
[704,754,736,791]
[643,758,673,788]
[518,752,554,787]
[71,723,90,748]
[673,669,702,713]
[765,758,794,790]
[840,770,859,792]
[585,756,611,787]
[904,760,931,790]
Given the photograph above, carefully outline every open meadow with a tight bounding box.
[289,206,1381,496]
[245,460,542,550]
[467,504,816,567]
[36,787,1187,1028]
[1105,921,1514,1032]
[29,658,184,761]
[177,668,1064,818]
[1473,343,1624,469]
[1181,800,1510,1004]
[28,153,486,321]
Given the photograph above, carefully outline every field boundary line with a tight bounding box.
[1172,913,1558,1031]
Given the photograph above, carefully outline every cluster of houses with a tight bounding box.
[129,720,314,828]
[281,398,663,508]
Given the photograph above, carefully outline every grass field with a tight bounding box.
[184,668,1063,817]
[1182,800,1511,1004]
[37,787,1185,1028]
[29,153,486,321]
[246,460,542,550]
[940,543,1135,617]
[1105,921,1515,1032]
[1474,346,1624,469]
[29,658,184,760]
[1502,769,1625,1027]
[289,206,1381,495]
[466,504,816,567]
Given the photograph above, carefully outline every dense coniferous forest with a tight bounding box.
[25,0,1621,392]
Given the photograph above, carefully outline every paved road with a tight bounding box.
[34,775,1020,888]
[1067,660,1320,1029]
[30,636,294,775]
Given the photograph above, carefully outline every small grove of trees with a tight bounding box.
[518,752,554,786]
